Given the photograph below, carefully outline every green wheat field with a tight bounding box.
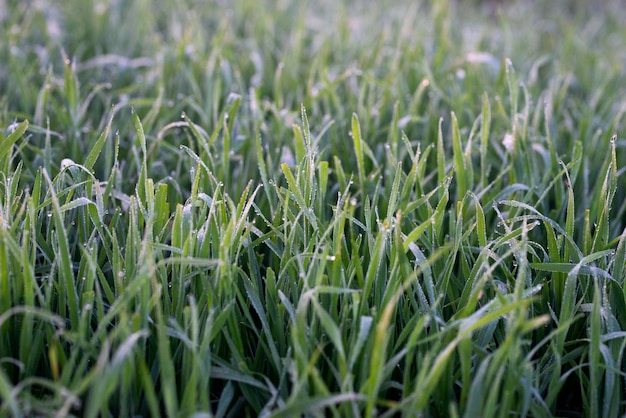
[1,0,625,416]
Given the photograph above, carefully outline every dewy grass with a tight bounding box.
[1,0,626,416]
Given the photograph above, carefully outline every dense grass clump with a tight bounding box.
[1,0,625,416]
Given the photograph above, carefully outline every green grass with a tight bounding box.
[1,0,626,416]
